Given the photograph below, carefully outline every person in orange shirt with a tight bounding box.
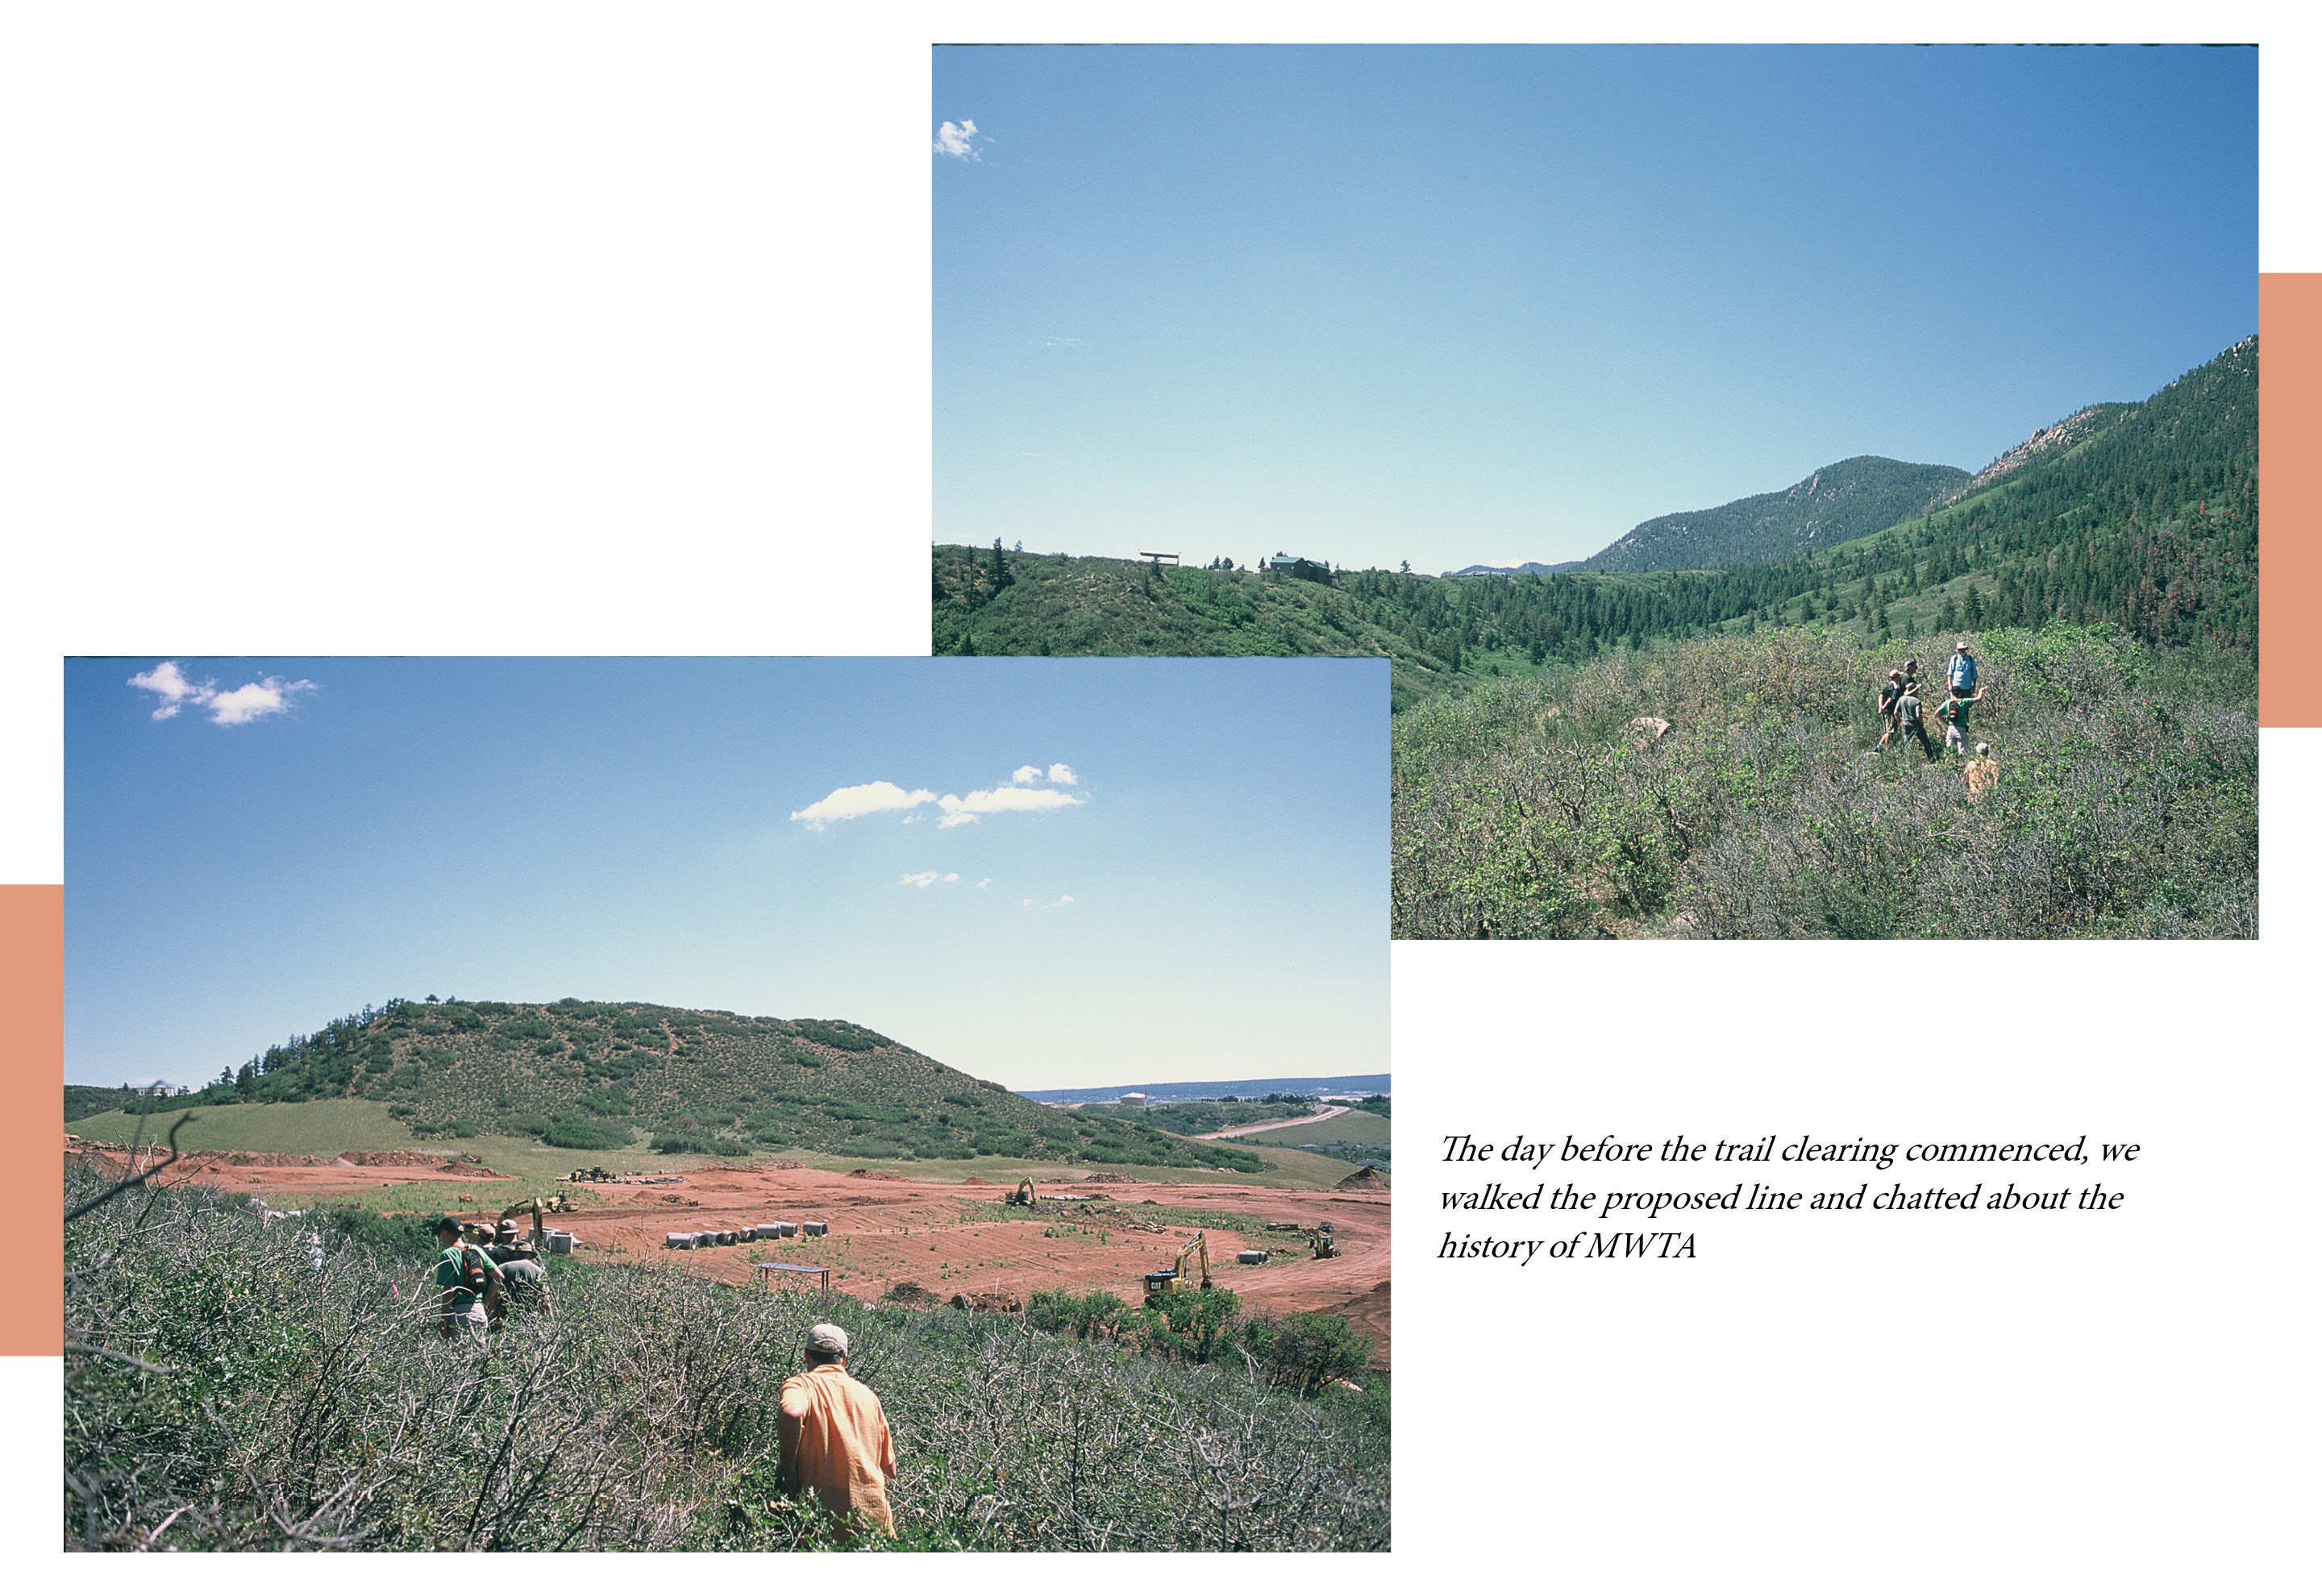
[776,1323,898,1539]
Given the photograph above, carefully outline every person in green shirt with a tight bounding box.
[1937,684,1985,757]
[433,1216,503,1336]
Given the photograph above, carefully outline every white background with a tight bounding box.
[4,3,2314,1589]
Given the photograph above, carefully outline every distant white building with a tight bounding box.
[1118,1092,1147,1109]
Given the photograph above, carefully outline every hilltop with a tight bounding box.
[1575,455,1970,573]
[110,1000,1264,1174]
[932,339,2257,703]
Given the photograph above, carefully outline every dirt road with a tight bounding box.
[1197,1103,1350,1141]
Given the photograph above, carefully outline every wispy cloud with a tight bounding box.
[1022,893,1076,910]
[127,661,315,726]
[1035,336,1084,348]
[934,118,982,160]
[936,785,1081,829]
[976,878,992,889]
[899,871,961,889]
[794,767,1085,831]
[790,780,937,831]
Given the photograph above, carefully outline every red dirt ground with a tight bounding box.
[77,1138,1392,1367]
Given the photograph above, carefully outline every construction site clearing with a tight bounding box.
[65,1136,1392,1366]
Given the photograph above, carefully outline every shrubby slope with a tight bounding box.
[1392,625,2256,940]
[63,1174,1387,1551]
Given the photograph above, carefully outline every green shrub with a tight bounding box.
[1242,1310,1373,1396]
[544,1117,630,1151]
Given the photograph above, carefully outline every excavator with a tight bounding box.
[1312,1220,1338,1260]
[1005,1178,1038,1207]
[1142,1230,1213,1302]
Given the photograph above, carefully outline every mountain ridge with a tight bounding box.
[1575,455,1971,573]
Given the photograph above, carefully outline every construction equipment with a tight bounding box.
[564,1166,621,1183]
[1005,1178,1037,1207]
[1312,1220,1338,1260]
[1142,1231,1213,1301]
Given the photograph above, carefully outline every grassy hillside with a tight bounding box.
[161,1000,1263,1174]
[1393,623,2255,939]
[1577,455,1970,572]
[935,339,2256,709]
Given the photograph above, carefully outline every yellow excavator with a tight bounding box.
[1142,1231,1213,1301]
[1005,1178,1038,1207]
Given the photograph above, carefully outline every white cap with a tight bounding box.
[805,1323,850,1361]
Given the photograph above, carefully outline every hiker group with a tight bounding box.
[1878,641,1995,792]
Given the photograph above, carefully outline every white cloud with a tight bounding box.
[791,780,937,831]
[127,661,314,726]
[934,784,1082,829]
[1022,892,1076,910]
[127,661,200,720]
[900,871,942,888]
[1010,764,1042,784]
[1047,763,1077,786]
[934,118,980,160]
[976,878,992,889]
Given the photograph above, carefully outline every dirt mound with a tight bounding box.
[342,1150,472,1169]
[1076,1172,1138,1184]
[949,1291,1023,1313]
[1334,1166,1388,1191]
[884,1282,943,1308]
[959,1175,995,1185]
[846,1169,902,1181]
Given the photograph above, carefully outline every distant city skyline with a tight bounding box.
[935,44,2255,574]
[65,657,1386,1093]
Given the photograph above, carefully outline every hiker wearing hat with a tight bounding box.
[1891,679,1937,762]
[776,1323,898,1539]
[1937,680,1986,757]
[1947,639,1979,697]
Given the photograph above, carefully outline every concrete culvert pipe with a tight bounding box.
[664,1232,692,1249]
[1237,1249,1269,1265]
[548,1234,573,1254]
[774,1221,797,1238]
[802,1221,829,1237]
[755,1224,779,1241]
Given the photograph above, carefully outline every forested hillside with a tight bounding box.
[936,339,2258,708]
[152,1000,1263,1172]
[1575,455,1969,572]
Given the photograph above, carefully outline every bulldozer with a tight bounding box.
[1142,1230,1213,1302]
[1005,1178,1037,1207]
[1311,1220,1338,1260]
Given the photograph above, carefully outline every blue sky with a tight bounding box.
[934,44,2257,573]
[65,657,1386,1093]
